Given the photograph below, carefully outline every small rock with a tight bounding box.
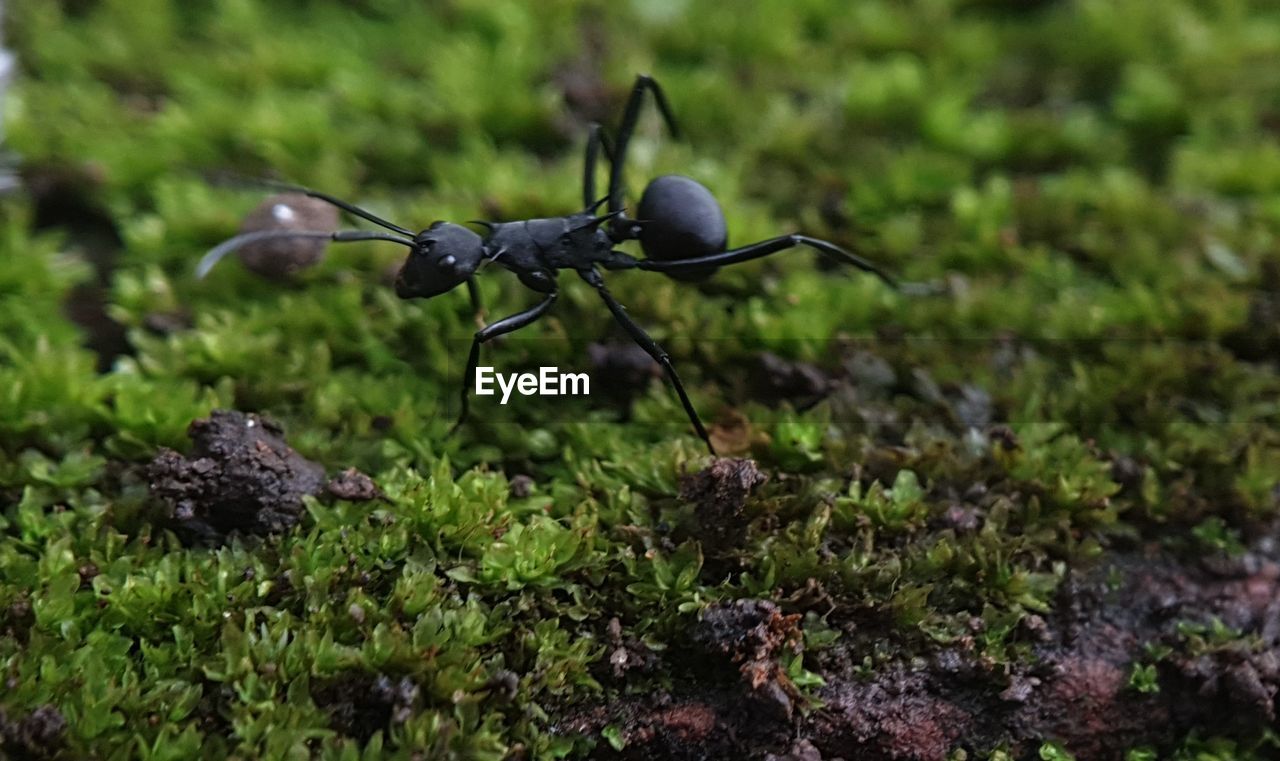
[508,474,535,499]
[1109,455,1146,495]
[999,674,1040,703]
[953,385,993,430]
[327,468,383,502]
[236,192,339,279]
[0,704,67,760]
[843,351,896,391]
[605,617,659,679]
[941,504,983,533]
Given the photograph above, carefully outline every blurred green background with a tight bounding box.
[2,0,1280,758]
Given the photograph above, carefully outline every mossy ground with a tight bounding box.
[2,0,1280,758]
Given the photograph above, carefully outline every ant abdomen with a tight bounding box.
[637,175,726,281]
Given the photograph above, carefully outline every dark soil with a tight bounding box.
[147,409,327,544]
[748,352,831,404]
[311,670,420,743]
[559,523,1280,760]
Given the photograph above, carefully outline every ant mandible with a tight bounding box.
[199,75,897,455]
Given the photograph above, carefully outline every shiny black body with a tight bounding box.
[204,76,895,454]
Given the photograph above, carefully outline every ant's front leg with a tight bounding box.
[451,291,558,437]
[578,268,714,454]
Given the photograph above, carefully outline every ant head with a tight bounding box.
[394,222,484,299]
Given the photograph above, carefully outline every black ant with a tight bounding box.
[199,75,896,454]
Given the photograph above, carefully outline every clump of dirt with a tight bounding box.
[694,599,805,719]
[311,670,420,742]
[147,409,327,544]
[326,467,383,502]
[679,458,768,554]
[0,704,67,760]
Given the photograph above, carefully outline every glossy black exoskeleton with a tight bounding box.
[199,75,896,454]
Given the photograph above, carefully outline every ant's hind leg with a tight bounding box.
[582,123,615,209]
[451,292,558,437]
[607,75,681,216]
[636,234,898,289]
[578,269,714,455]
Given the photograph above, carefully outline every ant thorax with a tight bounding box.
[482,215,614,274]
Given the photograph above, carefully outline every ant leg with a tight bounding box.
[636,234,897,289]
[607,75,680,217]
[578,268,714,455]
[451,292,558,437]
[582,123,616,209]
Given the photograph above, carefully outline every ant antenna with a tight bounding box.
[196,229,415,279]
[211,175,415,236]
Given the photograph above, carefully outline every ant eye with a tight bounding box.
[438,254,457,270]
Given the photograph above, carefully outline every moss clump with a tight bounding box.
[3,0,1280,758]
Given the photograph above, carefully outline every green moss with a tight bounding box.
[3,0,1280,758]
